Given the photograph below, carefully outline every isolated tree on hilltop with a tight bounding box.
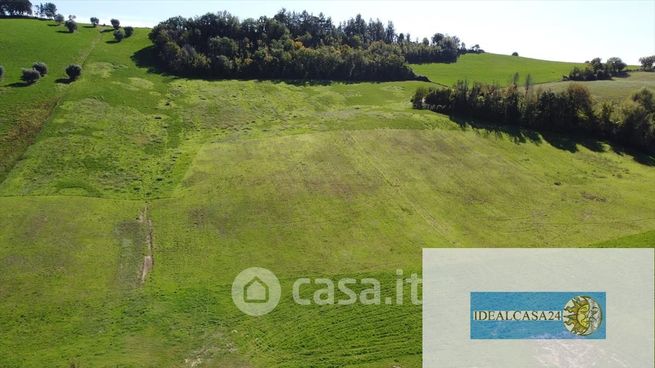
[54,13,64,24]
[124,26,134,37]
[110,18,120,29]
[64,18,77,32]
[90,16,99,27]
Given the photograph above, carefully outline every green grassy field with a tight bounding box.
[411,52,582,86]
[0,18,101,181]
[538,71,655,102]
[1,19,654,368]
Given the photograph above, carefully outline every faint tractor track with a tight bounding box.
[138,203,155,283]
[345,132,457,246]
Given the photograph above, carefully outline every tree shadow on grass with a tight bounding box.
[268,79,336,86]
[56,30,73,34]
[106,40,120,44]
[448,115,542,146]
[131,46,167,74]
[610,145,655,167]
[447,113,654,166]
[7,82,31,88]
[55,78,73,84]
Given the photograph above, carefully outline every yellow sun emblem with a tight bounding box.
[563,296,602,336]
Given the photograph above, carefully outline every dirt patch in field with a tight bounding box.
[139,205,155,284]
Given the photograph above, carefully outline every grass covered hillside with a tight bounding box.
[0,18,100,181]
[0,19,654,368]
[539,71,655,102]
[411,52,582,86]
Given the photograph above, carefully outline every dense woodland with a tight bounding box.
[412,82,655,153]
[149,10,480,80]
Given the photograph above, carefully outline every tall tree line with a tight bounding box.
[412,82,655,154]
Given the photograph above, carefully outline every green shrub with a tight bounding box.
[65,64,82,80]
[113,29,125,42]
[32,62,48,76]
[65,19,78,33]
[631,88,655,112]
[21,68,41,84]
[124,26,134,37]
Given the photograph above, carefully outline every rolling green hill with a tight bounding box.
[538,71,655,102]
[411,52,582,86]
[1,19,654,368]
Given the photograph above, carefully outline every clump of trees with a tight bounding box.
[640,55,655,72]
[54,13,63,24]
[566,57,626,81]
[412,81,655,154]
[0,0,32,16]
[149,10,477,80]
[21,68,41,84]
[65,64,81,80]
[35,2,56,18]
[90,16,99,27]
[512,52,519,56]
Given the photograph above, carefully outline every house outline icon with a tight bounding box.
[244,276,269,303]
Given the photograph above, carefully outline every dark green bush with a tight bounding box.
[113,29,125,42]
[65,64,82,80]
[65,19,78,33]
[21,68,41,84]
[32,62,48,76]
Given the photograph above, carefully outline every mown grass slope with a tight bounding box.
[0,19,654,368]
[411,52,582,86]
[538,71,655,102]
